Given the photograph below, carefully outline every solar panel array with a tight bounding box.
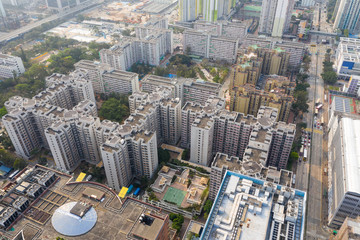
[334,97,351,113]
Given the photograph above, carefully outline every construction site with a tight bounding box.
[85,2,152,24]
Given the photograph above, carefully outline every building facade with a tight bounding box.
[333,0,360,35]
[74,60,140,94]
[0,54,25,78]
[259,0,295,37]
[183,30,239,63]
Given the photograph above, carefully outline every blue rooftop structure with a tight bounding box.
[200,171,306,240]
[0,165,12,174]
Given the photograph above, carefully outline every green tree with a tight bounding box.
[158,148,170,164]
[169,54,192,67]
[99,97,130,123]
[322,71,337,85]
[13,158,27,170]
[0,107,7,118]
[203,200,213,219]
[122,29,131,36]
[290,152,299,161]
[169,214,184,232]
[76,14,85,22]
[20,47,27,63]
[344,29,349,37]
[154,66,170,77]
[292,90,309,115]
[38,157,47,166]
[181,149,190,160]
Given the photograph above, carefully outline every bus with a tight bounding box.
[292,174,296,185]
[303,149,308,161]
[316,104,323,110]
[134,188,141,196]
[315,109,318,115]
[300,146,304,157]
[127,185,134,194]
[9,170,19,180]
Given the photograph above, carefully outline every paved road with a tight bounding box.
[294,1,334,238]
[306,48,328,240]
[0,1,101,43]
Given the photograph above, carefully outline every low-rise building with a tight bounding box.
[336,38,360,79]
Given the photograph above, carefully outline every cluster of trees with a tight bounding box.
[0,63,48,108]
[169,213,184,232]
[0,135,14,151]
[146,187,159,201]
[0,107,7,118]
[48,42,111,74]
[158,148,171,164]
[291,73,310,116]
[0,149,27,170]
[321,49,337,85]
[287,151,299,171]
[129,63,153,78]
[98,94,130,123]
[203,199,213,219]
[0,38,110,110]
[19,36,78,61]
[201,60,229,83]
[152,54,198,78]
[302,54,311,72]
[79,162,106,183]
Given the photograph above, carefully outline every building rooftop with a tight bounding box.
[341,118,360,194]
[201,171,306,240]
[212,153,241,172]
[130,212,165,240]
[133,130,154,143]
[182,102,203,112]
[193,116,213,129]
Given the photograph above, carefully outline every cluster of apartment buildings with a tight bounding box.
[3,72,96,161]
[244,35,306,67]
[0,53,25,79]
[99,17,173,71]
[230,79,295,123]
[2,60,296,194]
[178,0,237,22]
[182,20,247,63]
[228,46,295,122]
[182,100,295,170]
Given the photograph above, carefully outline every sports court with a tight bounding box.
[163,187,186,206]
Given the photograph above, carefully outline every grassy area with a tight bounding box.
[328,85,340,91]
